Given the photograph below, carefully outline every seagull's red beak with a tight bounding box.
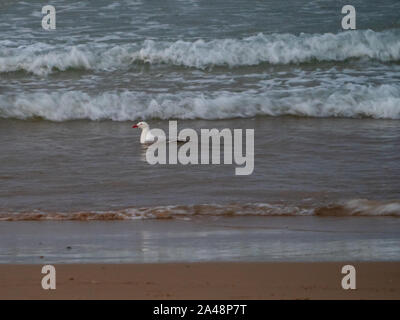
[132,124,138,128]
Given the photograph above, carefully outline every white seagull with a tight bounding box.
[132,121,189,144]
[132,121,156,144]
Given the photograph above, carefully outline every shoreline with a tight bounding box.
[1,217,400,264]
[1,262,399,300]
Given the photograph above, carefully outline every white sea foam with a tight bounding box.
[0,200,398,221]
[0,29,399,75]
[344,199,400,216]
[315,199,400,217]
[0,83,399,121]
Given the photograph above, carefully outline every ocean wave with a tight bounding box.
[0,200,398,221]
[0,29,399,75]
[315,199,400,217]
[1,83,400,120]
[134,29,400,68]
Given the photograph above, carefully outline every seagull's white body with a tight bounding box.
[137,122,156,144]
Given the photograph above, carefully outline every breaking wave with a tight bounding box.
[1,83,400,121]
[1,199,399,221]
[0,29,399,75]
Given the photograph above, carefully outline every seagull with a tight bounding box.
[132,121,157,144]
[132,121,189,144]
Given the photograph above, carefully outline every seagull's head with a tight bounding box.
[132,121,149,130]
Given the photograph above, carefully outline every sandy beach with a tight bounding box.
[1,262,399,300]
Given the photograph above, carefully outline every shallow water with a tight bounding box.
[0,118,399,217]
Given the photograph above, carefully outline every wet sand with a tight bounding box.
[2,218,400,264]
[1,262,399,300]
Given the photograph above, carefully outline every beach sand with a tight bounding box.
[1,262,399,300]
